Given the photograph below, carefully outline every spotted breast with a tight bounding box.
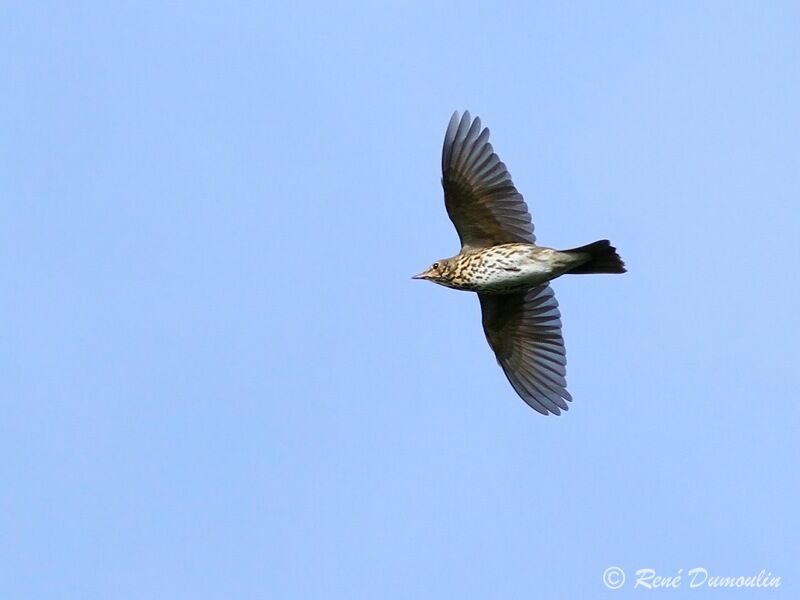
[450,243,581,294]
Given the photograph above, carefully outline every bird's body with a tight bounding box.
[414,111,626,415]
[423,243,585,294]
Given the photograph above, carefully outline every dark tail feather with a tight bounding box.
[564,240,626,274]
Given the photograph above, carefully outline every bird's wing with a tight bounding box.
[479,285,571,415]
[442,111,535,250]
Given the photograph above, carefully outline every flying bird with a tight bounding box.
[414,111,626,415]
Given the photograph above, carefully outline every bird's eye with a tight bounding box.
[432,262,440,269]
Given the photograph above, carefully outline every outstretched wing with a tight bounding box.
[479,285,571,415]
[442,111,535,250]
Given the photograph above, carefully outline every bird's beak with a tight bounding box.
[412,271,428,280]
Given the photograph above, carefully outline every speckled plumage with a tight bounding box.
[414,111,626,415]
[419,243,584,294]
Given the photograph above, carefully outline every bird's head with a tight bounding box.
[412,259,454,286]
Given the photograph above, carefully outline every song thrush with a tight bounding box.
[414,111,626,415]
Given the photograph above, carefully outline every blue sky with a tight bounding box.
[2,2,799,598]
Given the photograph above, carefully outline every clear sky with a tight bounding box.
[2,2,799,598]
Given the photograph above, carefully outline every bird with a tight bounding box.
[413,111,626,415]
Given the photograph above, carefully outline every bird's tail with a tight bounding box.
[564,240,626,274]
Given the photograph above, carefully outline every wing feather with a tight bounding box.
[442,111,535,249]
[478,285,571,415]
